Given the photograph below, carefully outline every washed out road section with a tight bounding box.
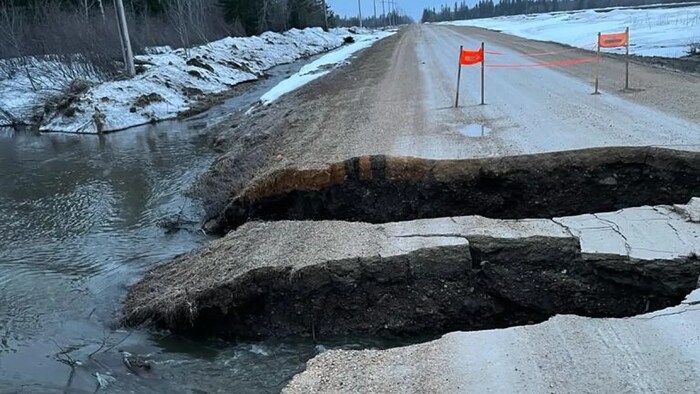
[123,199,700,339]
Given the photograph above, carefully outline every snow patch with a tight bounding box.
[257,31,395,106]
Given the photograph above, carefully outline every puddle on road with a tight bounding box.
[460,124,491,137]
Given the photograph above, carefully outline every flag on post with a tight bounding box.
[460,48,484,66]
[599,31,629,48]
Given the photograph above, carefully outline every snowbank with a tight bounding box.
[0,28,370,133]
[258,30,395,106]
[443,4,700,58]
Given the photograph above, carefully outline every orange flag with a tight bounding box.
[460,48,484,65]
[599,32,629,48]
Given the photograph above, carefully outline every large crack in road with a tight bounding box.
[210,147,700,233]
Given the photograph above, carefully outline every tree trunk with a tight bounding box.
[114,0,135,76]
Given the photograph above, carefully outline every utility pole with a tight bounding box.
[322,0,329,30]
[358,0,363,28]
[395,1,399,25]
[114,0,135,76]
[390,1,395,26]
[373,0,377,28]
[389,0,393,26]
[382,0,386,28]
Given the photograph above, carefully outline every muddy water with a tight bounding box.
[0,62,405,393]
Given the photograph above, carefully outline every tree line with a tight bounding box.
[421,0,699,22]
[0,0,333,62]
[334,10,413,28]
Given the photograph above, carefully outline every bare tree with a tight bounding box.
[168,0,191,51]
[0,0,24,58]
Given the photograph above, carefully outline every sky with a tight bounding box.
[328,0,455,21]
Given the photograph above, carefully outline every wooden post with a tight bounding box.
[594,32,601,94]
[625,26,630,90]
[480,42,485,105]
[456,45,463,108]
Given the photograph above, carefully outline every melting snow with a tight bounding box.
[1,28,381,133]
[258,30,396,106]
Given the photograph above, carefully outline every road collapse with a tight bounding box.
[122,146,700,339]
[210,146,700,234]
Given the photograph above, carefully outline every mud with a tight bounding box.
[122,218,700,340]
[211,147,700,233]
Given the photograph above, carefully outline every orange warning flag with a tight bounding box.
[460,48,484,65]
[599,32,629,48]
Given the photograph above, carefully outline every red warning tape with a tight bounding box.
[487,56,599,69]
[485,43,597,57]
[519,43,598,57]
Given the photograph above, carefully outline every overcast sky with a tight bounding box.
[328,0,457,20]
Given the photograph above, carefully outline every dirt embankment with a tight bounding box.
[122,215,700,339]
[208,147,700,233]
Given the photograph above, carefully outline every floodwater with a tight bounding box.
[0,60,410,393]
